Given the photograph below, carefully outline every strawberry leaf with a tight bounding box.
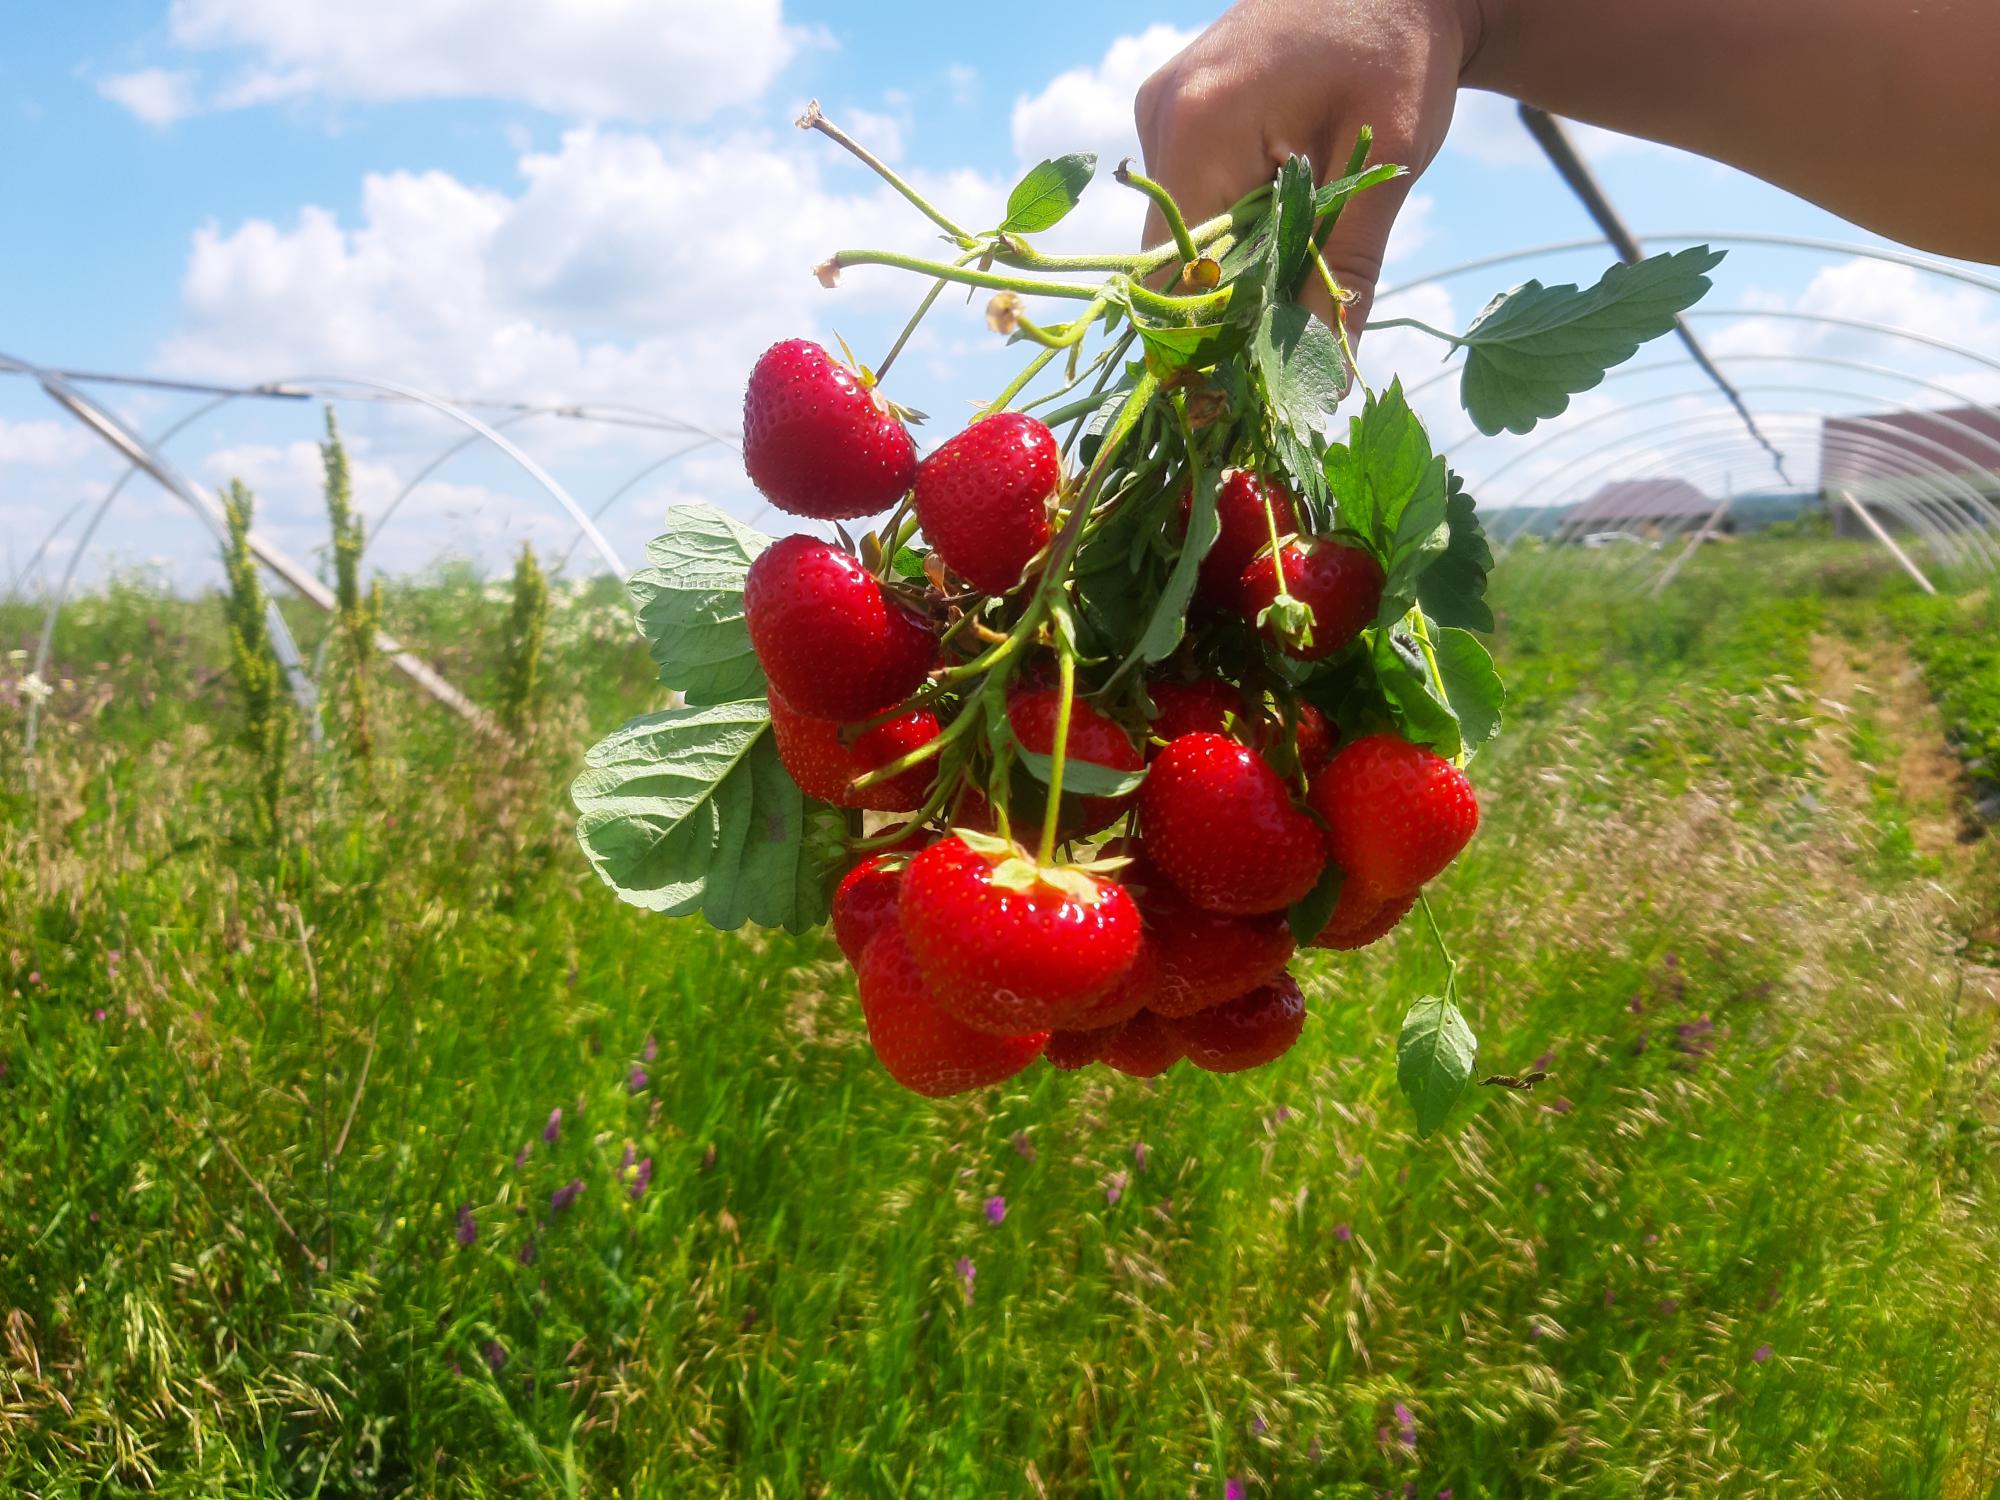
[1433,627,1503,752]
[1287,860,1344,946]
[1001,153,1098,234]
[1324,381,1449,623]
[1398,994,1477,1137]
[1372,630,1462,760]
[1253,301,1351,441]
[1135,318,1249,380]
[1016,747,1147,798]
[1458,245,1725,435]
[1414,469,1494,633]
[1107,452,1221,684]
[626,503,771,705]
[571,700,838,934]
[1265,154,1316,302]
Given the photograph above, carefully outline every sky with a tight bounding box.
[4,0,1999,597]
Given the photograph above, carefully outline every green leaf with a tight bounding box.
[625,503,771,704]
[1397,994,1477,1137]
[1372,630,1461,759]
[1288,859,1344,945]
[1109,456,1220,684]
[1324,381,1449,621]
[1433,627,1504,752]
[571,699,833,934]
[1001,153,1097,233]
[1266,155,1316,301]
[1253,302,1351,439]
[1458,246,1726,435]
[1415,470,1495,632]
[1309,161,1404,224]
[1135,318,1250,380]
[1073,486,1169,660]
[891,545,928,580]
[1017,747,1148,798]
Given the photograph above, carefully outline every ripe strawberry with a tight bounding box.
[1308,734,1480,896]
[745,535,935,721]
[1181,470,1296,607]
[1099,1009,1182,1078]
[1007,687,1143,836]
[1310,879,1417,951]
[742,339,917,520]
[914,412,1059,594]
[1239,539,1384,659]
[1292,702,1335,775]
[1044,1027,1108,1071]
[1147,677,1243,748]
[899,835,1141,1035]
[833,852,909,965]
[1137,733,1326,916]
[858,927,1046,1097]
[1167,974,1306,1073]
[1059,938,1159,1031]
[1133,865,1296,1018]
[768,691,937,810]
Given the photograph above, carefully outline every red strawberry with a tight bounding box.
[768,691,937,810]
[1137,733,1326,916]
[857,927,1046,1096]
[1059,938,1159,1031]
[899,835,1141,1035]
[1181,470,1296,606]
[1147,678,1243,748]
[744,535,935,721]
[1045,1027,1108,1071]
[1099,1009,1182,1078]
[833,852,909,965]
[1308,734,1479,895]
[742,339,916,520]
[913,412,1058,594]
[1134,867,1296,1018]
[1292,702,1335,774]
[1239,539,1384,659]
[1167,974,1306,1073]
[1310,879,1417,951]
[1007,687,1143,837]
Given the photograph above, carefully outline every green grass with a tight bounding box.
[2,537,1997,1496]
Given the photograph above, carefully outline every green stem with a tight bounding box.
[983,345,1060,417]
[1123,277,1232,321]
[1037,650,1076,865]
[1311,243,1365,393]
[799,101,977,248]
[829,250,1100,301]
[876,274,952,383]
[1313,127,1375,249]
[1362,316,1462,345]
[1405,610,1464,770]
[1114,160,1200,266]
[847,704,979,790]
[1417,891,1460,1004]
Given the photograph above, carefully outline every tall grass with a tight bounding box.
[0,538,1994,1496]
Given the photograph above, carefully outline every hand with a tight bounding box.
[1134,0,1484,336]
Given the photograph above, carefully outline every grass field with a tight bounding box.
[4,537,1999,1497]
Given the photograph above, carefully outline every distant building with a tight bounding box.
[1821,406,2000,538]
[1561,479,1718,540]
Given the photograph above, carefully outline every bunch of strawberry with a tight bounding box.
[737,337,1478,1097]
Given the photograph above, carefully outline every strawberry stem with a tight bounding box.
[1037,648,1076,865]
[1114,159,1201,269]
[826,250,1103,302]
[1417,891,1460,1005]
[797,100,978,249]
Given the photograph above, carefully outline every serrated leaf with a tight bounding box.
[1458,246,1726,435]
[625,503,772,704]
[571,699,832,934]
[1372,630,1461,759]
[1253,302,1351,440]
[1017,746,1148,798]
[1398,994,1476,1137]
[1266,155,1316,301]
[1415,470,1495,632]
[1433,627,1503,752]
[1309,161,1404,223]
[1136,318,1250,380]
[1288,859,1343,945]
[1001,153,1097,233]
[1324,381,1448,621]
[891,545,928,580]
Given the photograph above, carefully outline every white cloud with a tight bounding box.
[0,417,93,468]
[1444,89,1679,170]
[841,106,906,165]
[98,67,199,127]
[945,65,978,109]
[1010,23,1195,169]
[155,0,811,122]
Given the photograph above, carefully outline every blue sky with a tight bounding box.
[5,1,1997,592]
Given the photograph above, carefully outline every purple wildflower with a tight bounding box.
[1132,1141,1150,1171]
[955,1256,975,1305]
[543,1108,562,1144]
[482,1340,507,1372]
[1533,1182,1550,1196]
[92,1008,106,1023]
[642,1033,658,1063]
[518,1235,538,1266]
[620,1142,635,1172]
[1010,1131,1035,1161]
[514,1141,532,1169]
[1395,1402,1416,1449]
[1274,1104,1295,1124]
[1250,1416,1267,1436]
[1439,1491,1454,1500]
[1533,1049,1555,1072]
[1752,1343,1772,1364]
[454,1205,477,1247]
[1334,1223,1353,1243]
[1104,1170,1127,1206]
[1658,1298,1679,1316]
[983,1195,1006,1226]
[551,1178,584,1213]
[1225,1480,1246,1500]
[1307,1436,1322,1462]
[1549,1097,1575,1115]
[629,1157,653,1201]
[627,1064,648,1094]
[26,972,40,986]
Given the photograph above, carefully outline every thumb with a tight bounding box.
[1303,173,1414,349]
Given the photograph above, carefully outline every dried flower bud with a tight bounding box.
[985,292,1023,335]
